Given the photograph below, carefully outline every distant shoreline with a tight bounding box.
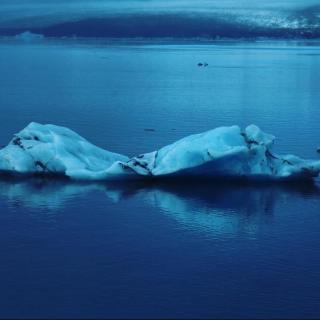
[1,34,320,47]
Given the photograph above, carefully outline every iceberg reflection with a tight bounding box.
[0,177,318,234]
[140,180,320,235]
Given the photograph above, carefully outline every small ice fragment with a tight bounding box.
[15,31,44,41]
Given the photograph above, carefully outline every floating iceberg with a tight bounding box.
[0,122,320,181]
[14,31,44,41]
[0,123,129,180]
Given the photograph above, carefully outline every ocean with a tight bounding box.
[0,38,320,318]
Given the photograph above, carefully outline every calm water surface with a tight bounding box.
[0,39,320,318]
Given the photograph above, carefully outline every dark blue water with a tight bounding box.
[0,40,320,318]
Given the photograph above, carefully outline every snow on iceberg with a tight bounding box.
[0,122,319,181]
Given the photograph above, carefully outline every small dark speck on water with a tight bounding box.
[198,62,208,67]
[144,128,155,132]
[317,148,320,154]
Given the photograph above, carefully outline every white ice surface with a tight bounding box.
[0,122,320,181]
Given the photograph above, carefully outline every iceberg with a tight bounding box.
[14,31,45,41]
[0,123,129,180]
[0,122,320,181]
